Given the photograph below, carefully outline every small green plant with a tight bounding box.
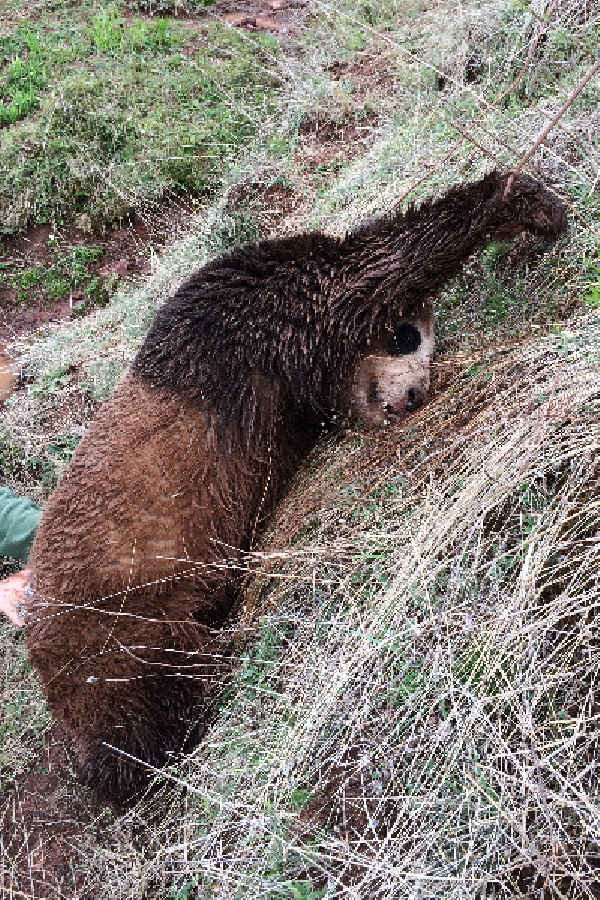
[290,787,312,811]
[583,259,600,308]
[89,6,178,53]
[0,29,47,125]
[0,697,34,745]
[47,432,81,464]
[6,246,109,310]
[484,277,515,325]
[386,659,427,706]
[453,641,517,697]
[350,547,391,595]
[69,245,104,276]
[32,364,73,396]
[480,241,509,270]
[345,27,367,51]
[169,880,197,900]
[12,266,40,301]
[585,283,600,307]
[89,6,127,53]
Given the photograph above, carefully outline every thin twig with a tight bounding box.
[503,60,600,198]
[384,0,559,213]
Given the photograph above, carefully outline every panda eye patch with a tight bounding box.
[390,322,422,356]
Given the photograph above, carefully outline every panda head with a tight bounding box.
[350,304,434,426]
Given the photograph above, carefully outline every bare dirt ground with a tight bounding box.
[1,725,109,899]
[0,199,200,343]
[214,0,309,35]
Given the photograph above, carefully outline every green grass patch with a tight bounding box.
[0,4,281,233]
[88,5,177,53]
[0,29,47,126]
[2,245,106,305]
[583,256,600,308]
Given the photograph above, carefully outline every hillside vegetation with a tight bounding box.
[1,0,599,897]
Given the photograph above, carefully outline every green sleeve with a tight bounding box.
[0,488,43,564]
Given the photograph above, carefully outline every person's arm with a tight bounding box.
[0,487,42,563]
[0,488,41,627]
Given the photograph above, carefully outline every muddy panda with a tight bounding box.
[26,171,567,803]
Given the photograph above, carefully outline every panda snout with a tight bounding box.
[380,386,424,421]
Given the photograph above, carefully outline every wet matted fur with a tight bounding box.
[26,172,567,804]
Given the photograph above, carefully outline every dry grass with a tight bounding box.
[54,311,598,899]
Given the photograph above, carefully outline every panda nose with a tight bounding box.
[406,388,422,411]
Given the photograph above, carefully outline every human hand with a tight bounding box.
[0,569,31,627]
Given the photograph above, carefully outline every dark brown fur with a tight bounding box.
[26,172,567,803]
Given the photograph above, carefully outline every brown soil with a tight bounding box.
[214,0,309,36]
[0,351,18,402]
[292,52,400,174]
[0,197,200,346]
[326,52,399,103]
[0,725,110,899]
[225,178,305,235]
[297,110,380,171]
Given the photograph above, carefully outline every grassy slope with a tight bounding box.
[170,316,600,900]
[0,1,280,325]
[0,2,279,231]
[1,0,599,896]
